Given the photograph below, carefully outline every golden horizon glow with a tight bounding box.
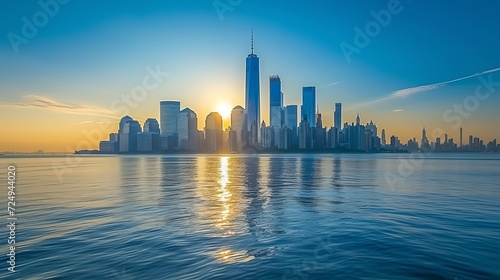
[216,102,232,120]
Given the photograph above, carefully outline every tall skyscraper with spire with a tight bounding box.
[245,30,261,145]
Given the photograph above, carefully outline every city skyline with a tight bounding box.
[1,1,500,152]
[92,34,500,155]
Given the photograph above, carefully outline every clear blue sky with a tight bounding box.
[1,0,499,151]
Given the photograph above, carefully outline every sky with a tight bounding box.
[1,0,499,152]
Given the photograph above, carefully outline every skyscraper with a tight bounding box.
[460,127,463,147]
[160,101,180,150]
[284,105,298,146]
[205,112,223,152]
[301,86,316,127]
[269,75,282,147]
[314,109,326,149]
[298,119,311,149]
[118,116,133,134]
[117,115,133,152]
[178,108,199,151]
[269,75,282,125]
[381,129,386,146]
[143,118,160,133]
[245,31,261,145]
[230,105,247,151]
[140,118,161,152]
[421,127,430,151]
[160,101,180,135]
[334,103,342,129]
[119,118,142,153]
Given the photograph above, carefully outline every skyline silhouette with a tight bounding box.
[91,34,498,155]
[1,1,500,152]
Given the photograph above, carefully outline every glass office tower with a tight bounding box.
[245,32,260,145]
[301,86,316,128]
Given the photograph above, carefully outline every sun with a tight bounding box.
[216,103,232,119]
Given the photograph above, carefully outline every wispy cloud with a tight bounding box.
[1,95,119,119]
[351,67,500,109]
[391,84,443,98]
[323,81,343,88]
[72,120,118,125]
[393,109,404,112]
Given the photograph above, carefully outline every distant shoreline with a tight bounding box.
[1,150,498,157]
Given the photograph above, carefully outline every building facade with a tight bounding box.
[301,86,316,128]
[245,33,261,145]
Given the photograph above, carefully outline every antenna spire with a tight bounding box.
[251,29,254,54]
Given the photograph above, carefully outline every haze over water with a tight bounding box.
[1,154,500,279]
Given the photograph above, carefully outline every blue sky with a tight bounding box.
[1,0,499,151]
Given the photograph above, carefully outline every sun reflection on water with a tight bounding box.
[214,248,255,264]
[216,156,232,230]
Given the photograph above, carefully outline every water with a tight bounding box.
[1,153,499,279]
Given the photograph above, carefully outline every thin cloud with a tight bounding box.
[352,67,500,109]
[391,84,443,98]
[72,121,118,125]
[2,95,119,119]
[393,109,404,112]
[323,81,343,88]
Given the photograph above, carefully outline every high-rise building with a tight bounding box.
[381,129,386,146]
[365,121,377,138]
[119,119,142,152]
[143,118,160,133]
[327,127,338,149]
[139,118,161,152]
[118,115,133,144]
[160,101,180,149]
[298,119,311,149]
[118,116,133,133]
[245,31,261,145]
[269,76,282,124]
[160,101,180,135]
[278,127,292,150]
[205,112,223,152]
[334,103,342,129]
[178,108,199,151]
[460,127,463,147]
[284,105,298,147]
[301,86,316,128]
[260,121,274,149]
[230,105,247,151]
[390,135,400,147]
[421,127,430,151]
[137,132,160,153]
[270,75,283,147]
[313,110,326,149]
[347,122,365,151]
